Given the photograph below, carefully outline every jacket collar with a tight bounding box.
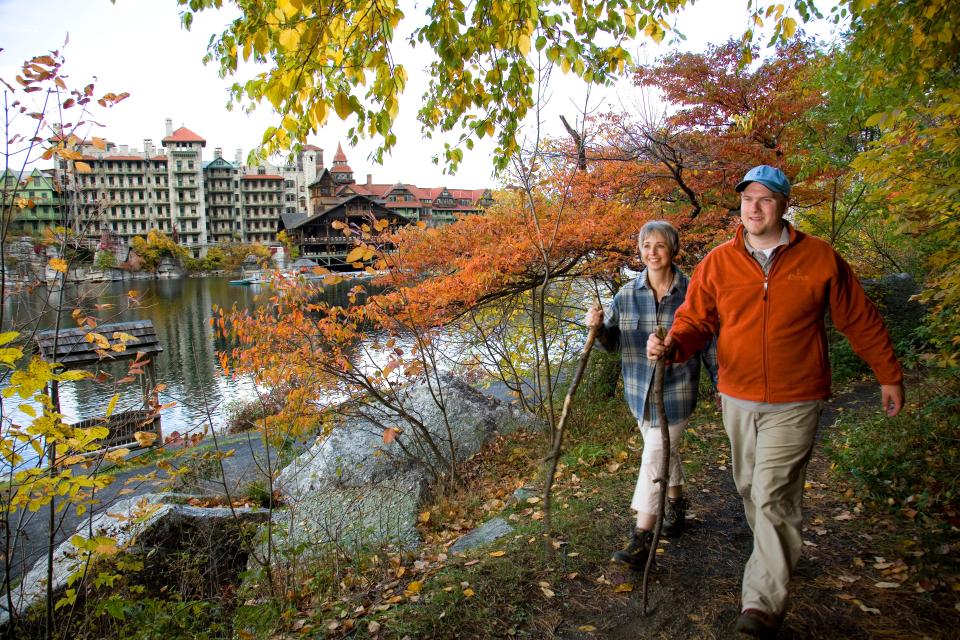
[734,220,799,250]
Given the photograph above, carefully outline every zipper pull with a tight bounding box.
[763,278,768,300]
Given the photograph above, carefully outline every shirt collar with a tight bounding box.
[743,223,790,254]
[638,264,679,291]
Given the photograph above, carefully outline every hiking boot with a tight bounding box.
[611,528,653,571]
[663,495,687,537]
[734,608,780,639]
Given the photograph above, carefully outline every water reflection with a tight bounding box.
[1,276,369,444]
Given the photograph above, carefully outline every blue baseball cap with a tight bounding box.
[735,165,791,198]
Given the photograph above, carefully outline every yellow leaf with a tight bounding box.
[613,582,634,593]
[133,431,157,447]
[49,258,68,273]
[74,161,91,173]
[488,550,506,558]
[782,16,797,39]
[105,393,119,418]
[406,580,422,594]
[91,137,107,150]
[345,246,366,263]
[0,331,19,346]
[278,28,299,52]
[518,33,531,56]
[463,587,475,597]
[105,448,130,462]
[334,92,351,120]
[578,625,597,632]
[85,332,110,349]
[418,510,431,523]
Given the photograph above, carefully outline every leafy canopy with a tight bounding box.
[175,0,812,172]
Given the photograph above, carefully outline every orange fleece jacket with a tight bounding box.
[670,224,902,403]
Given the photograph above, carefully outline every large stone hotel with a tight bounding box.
[52,119,493,261]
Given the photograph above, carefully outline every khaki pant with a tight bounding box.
[722,398,822,617]
[630,418,689,523]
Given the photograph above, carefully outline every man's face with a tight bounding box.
[740,182,787,241]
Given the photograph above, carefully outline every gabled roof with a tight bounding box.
[204,157,238,170]
[284,193,401,230]
[301,144,323,152]
[280,212,308,230]
[306,168,334,189]
[161,126,206,145]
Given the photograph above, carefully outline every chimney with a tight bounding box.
[367,174,372,186]
[143,138,154,157]
[235,149,243,166]
[165,118,173,136]
[215,147,222,159]
[119,144,129,155]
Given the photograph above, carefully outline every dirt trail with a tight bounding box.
[559,383,957,639]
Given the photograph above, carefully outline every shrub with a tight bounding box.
[823,375,959,519]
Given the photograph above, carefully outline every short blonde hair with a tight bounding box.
[638,220,679,259]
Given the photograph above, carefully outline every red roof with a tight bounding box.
[242,174,283,180]
[333,142,348,163]
[302,144,323,152]
[161,126,206,145]
[330,164,353,173]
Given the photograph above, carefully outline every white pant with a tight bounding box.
[630,418,689,523]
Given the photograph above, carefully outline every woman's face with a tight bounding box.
[640,231,673,272]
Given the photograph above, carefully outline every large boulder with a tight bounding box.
[259,375,534,564]
[1,493,268,627]
[278,374,533,496]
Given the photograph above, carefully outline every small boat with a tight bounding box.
[228,276,256,286]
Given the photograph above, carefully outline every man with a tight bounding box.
[646,165,904,639]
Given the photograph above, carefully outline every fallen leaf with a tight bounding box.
[526,496,541,504]
[578,625,597,632]
[540,586,555,598]
[367,621,381,634]
[874,582,900,589]
[405,580,422,594]
[463,588,475,597]
[464,559,480,566]
[418,511,431,523]
[488,550,506,558]
[613,583,633,593]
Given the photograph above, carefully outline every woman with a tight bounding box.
[586,220,717,569]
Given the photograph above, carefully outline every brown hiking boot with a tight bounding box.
[663,495,687,537]
[611,528,653,571]
[735,608,780,639]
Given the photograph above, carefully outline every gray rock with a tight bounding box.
[449,517,515,554]
[264,375,534,563]
[1,493,268,626]
[277,373,534,496]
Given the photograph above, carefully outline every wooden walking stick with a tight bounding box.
[642,326,669,615]
[543,322,599,554]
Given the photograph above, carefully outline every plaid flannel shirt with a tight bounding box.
[596,266,718,425]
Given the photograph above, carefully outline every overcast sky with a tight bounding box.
[0,0,840,188]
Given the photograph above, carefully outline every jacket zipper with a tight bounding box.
[741,235,789,403]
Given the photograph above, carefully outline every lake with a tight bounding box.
[1,275,363,453]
